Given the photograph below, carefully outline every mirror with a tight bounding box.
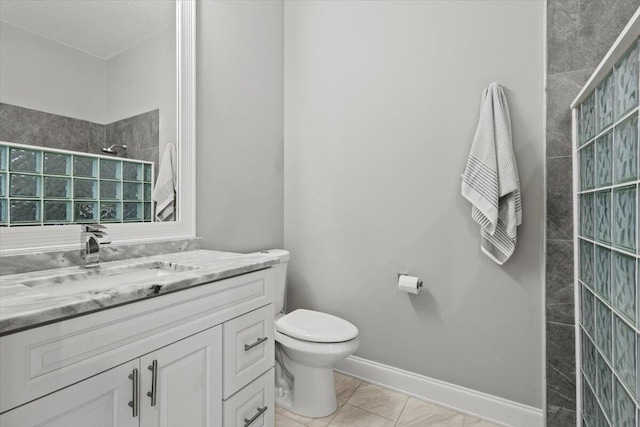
[0,0,196,256]
[0,0,177,226]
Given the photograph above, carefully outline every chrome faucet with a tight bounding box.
[81,224,112,267]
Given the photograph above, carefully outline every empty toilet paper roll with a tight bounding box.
[398,275,422,294]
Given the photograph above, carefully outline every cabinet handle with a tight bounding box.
[244,406,268,427]
[244,337,268,351]
[147,360,158,406]
[128,368,139,417]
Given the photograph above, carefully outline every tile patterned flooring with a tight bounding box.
[275,372,500,427]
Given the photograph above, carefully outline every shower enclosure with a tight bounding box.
[573,10,640,427]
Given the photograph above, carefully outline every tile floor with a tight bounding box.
[275,372,501,427]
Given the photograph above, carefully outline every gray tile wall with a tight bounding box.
[546,1,640,425]
[0,103,105,153]
[105,110,160,178]
[0,103,159,171]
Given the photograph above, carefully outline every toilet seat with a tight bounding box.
[275,330,359,356]
[275,309,358,343]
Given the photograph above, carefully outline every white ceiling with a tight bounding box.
[0,0,175,60]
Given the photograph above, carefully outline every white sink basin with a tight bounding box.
[19,262,199,297]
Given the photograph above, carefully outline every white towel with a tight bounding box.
[461,82,522,265]
[153,143,177,221]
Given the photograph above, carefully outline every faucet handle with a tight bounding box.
[82,224,107,233]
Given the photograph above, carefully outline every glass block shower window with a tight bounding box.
[576,38,640,427]
[0,143,154,226]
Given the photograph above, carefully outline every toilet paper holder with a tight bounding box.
[398,273,423,288]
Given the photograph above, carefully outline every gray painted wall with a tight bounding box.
[284,0,544,408]
[106,26,176,155]
[0,22,107,124]
[545,1,640,425]
[195,0,284,252]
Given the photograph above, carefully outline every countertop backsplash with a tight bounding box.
[0,237,204,276]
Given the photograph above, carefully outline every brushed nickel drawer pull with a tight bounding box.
[128,368,139,417]
[147,360,158,406]
[244,406,268,427]
[244,337,268,351]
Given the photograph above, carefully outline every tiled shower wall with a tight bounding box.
[0,103,160,170]
[0,103,105,153]
[576,38,639,426]
[106,110,160,177]
[546,1,640,425]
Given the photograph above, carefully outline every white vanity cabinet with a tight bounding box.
[0,268,276,427]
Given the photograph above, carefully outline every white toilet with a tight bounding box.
[258,250,359,418]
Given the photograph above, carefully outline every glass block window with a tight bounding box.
[0,142,154,226]
[596,131,614,187]
[581,91,597,146]
[615,41,639,120]
[614,115,638,184]
[576,37,640,426]
[597,72,615,132]
[581,142,595,190]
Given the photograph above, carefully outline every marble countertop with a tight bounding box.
[0,250,278,335]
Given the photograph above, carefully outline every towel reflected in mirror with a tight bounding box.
[153,143,177,221]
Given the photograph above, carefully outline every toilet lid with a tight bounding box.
[275,309,358,343]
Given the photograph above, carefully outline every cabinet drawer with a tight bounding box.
[223,305,274,398]
[223,368,274,427]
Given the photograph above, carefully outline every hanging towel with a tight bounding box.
[461,82,522,265]
[153,143,177,221]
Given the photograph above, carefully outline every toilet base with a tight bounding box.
[274,331,359,418]
[276,357,338,418]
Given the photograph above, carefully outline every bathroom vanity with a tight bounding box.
[0,250,277,427]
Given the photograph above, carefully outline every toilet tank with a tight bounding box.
[256,249,290,315]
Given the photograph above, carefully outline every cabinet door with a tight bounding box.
[140,325,222,427]
[0,360,139,427]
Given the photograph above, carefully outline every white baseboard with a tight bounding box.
[335,356,544,427]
